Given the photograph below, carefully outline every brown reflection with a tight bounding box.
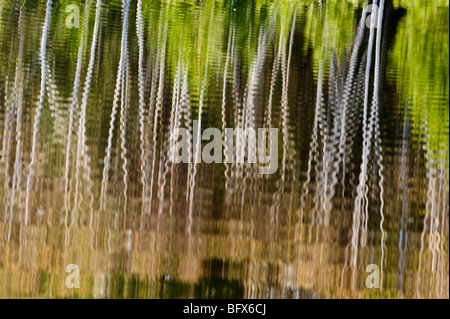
[0,0,448,299]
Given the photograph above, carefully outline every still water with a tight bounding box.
[0,0,448,298]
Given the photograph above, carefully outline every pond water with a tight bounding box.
[0,0,448,298]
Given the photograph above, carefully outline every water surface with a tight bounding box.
[0,0,448,298]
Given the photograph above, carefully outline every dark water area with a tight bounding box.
[0,0,448,298]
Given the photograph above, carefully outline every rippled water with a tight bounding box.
[0,0,448,298]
